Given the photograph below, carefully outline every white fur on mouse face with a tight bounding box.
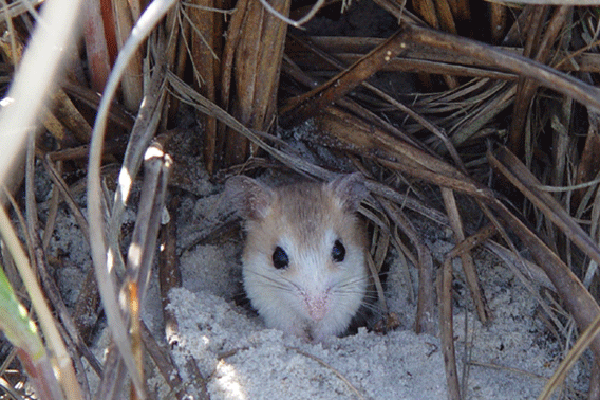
[226,173,369,341]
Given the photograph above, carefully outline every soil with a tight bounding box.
[37,122,584,399]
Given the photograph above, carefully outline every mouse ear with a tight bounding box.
[224,176,275,220]
[328,172,369,212]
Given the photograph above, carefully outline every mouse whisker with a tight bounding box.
[244,269,291,291]
[244,268,304,295]
[333,274,370,292]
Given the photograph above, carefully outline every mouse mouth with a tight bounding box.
[302,324,316,341]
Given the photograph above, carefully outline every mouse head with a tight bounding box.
[225,173,370,339]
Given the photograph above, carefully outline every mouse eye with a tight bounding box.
[332,239,345,262]
[272,247,289,270]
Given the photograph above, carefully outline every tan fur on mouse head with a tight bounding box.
[244,178,367,263]
[225,172,368,221]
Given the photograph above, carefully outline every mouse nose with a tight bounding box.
[305,295,327,321]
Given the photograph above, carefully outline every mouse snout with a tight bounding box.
[304,294,328,321]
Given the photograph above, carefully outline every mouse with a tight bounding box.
[225,173,371,341]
